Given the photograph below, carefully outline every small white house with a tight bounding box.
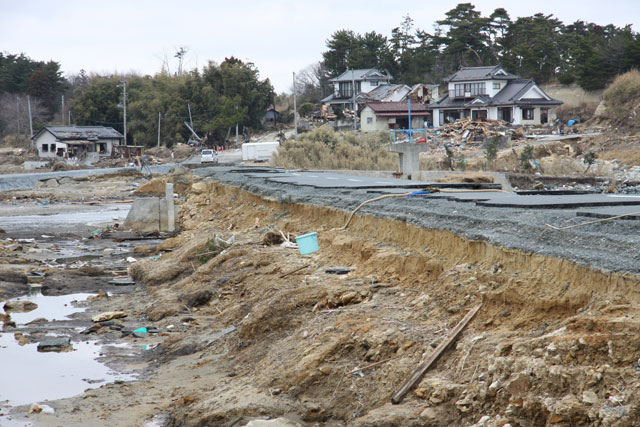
[32,126,124,160]
[430,65,562,127]
[361,101,431,132]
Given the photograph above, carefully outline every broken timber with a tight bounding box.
[391,303,482,404]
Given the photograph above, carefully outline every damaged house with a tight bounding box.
[33,126,124,162]
[430,65,562,127]
[321,69,392,112]
[360,84,439,131]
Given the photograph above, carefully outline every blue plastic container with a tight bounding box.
[296,232,319,255]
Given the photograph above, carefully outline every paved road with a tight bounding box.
[195,166,640,276]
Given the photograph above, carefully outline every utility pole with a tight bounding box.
[351,70,357,131]
[118,80,127,145]
[157,112,161,148]
[68,110,71,125]
[187,103,193,130]
[61,95,65,124]
[27,96,33,139]
[16,96,21,135]
[235,104,239,146]
[292,72,298,136]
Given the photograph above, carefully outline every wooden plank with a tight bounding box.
[391,303,482,404]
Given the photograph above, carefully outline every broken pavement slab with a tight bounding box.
[37,337,72,352]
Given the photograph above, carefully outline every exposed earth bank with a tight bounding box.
[9,173,640,426]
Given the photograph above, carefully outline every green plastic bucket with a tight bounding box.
[296,232,318,255]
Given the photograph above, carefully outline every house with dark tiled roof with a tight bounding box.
[32,126,124,160]
[360,101,431,132]
[430,65,562,127]
[321,69,392,111]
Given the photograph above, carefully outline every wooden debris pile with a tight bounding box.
[434,118,525,143]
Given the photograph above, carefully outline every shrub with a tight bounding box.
[271,126,396,170]
[519,145,535,170]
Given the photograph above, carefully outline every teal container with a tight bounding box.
[296,232,319,255]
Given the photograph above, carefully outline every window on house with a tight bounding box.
[540,108,549,124]
[41,144,49,152]
[367,117,373,124]
[97,143,107,153]
[370,81,379,87]
[493,82,501,90]
[339,82,352,98]
[522,108,534,120]
[454,83,486,97]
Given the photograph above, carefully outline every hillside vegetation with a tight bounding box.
[603,69,640,129]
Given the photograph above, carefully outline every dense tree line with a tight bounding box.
[0,53,68,137]
[70,57,274,147]
[0,52,274,146]
[321,3,640,91]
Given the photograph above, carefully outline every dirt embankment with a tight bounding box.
[64,179,640,426]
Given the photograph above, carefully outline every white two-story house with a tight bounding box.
[321,69,392,112]
[430,65,562,127]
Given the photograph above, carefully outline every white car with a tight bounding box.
[200,149,218,164]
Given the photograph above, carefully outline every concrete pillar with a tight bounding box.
[388,143,433,177]
[166,182,175,233]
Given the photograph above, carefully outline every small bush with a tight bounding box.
[519,145,535,170]
[196,237,229,264]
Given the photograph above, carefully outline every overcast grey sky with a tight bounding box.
[2,0,638,93]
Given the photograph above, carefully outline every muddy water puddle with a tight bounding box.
[0,291,137,407]
[0,204,130,234]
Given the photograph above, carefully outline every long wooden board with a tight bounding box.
[391,303,482,404]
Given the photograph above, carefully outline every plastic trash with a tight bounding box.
[133,327,147,333]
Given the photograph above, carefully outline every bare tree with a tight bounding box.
[0,94,47,138]
[292,62,329,104]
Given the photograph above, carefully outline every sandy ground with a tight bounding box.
[1,168,639,426]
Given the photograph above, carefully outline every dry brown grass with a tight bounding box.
[603,69,640,128]
[272,126,396,170]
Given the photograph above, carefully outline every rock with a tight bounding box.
[340,291,358,305]
[582,390,598,405]
[184,290,213,308]
[37,337,71,352]
[488,381,499,397]
[325,267,351,275]
[506,373,531,398]
[0,266,28,284]
[477,415,491,426]
[3,300,38,313]
[91,311,127,322]
[419,407,437,421]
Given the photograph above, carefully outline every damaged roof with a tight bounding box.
[33,126,124,141]
[329,69,392,82]
[445,65,518,83]
[361,84,410,102]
